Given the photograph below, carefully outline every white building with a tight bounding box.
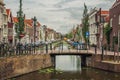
[89,8,98,45]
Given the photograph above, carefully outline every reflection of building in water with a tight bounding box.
[56,56,81,71]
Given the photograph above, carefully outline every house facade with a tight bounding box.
[89,7,109,49]
[0,1,8,42]
[6,9,14,45]
[98,10,109,49]
[89,8,98,45]
[110,0,120,49]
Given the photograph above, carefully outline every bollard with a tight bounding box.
[46,44,48,53]
[62,42,63,51]
[50,43,52,51]
[101,46,104,61]
[95,45,97,55]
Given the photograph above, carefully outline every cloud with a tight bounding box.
[4,0,115,34]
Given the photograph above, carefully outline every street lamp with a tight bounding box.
[101,18,105,61]
[113,33,116,62]
[32,16,37,53]
[95,22,99,55]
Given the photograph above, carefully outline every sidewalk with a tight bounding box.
[89,47,117,56]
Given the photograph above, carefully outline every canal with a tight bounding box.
[13,55,120,80]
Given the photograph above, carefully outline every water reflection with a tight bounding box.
[14,55,120,80]
[55,55,81,71]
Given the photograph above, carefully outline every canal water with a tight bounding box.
[14,55,120,80]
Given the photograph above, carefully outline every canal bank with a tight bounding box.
[13,55,120,80]
[87,54,120,72]
[0,54,52,80]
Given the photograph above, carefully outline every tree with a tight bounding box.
[104,23,112,45]
[82,3,89,43]
[16,0,25,41]
[65,31,73,39]
[76,25,82,42]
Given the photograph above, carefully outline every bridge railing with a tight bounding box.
[0,41,99,58]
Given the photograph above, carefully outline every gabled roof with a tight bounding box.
[24,19,33,27]
[111,0,120,8]
[25,19,41,27]
[37,22,41,27]
[13,17,18,23]
[6,9,10,16]
[13,17,41,27]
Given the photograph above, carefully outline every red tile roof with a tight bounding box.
[13,17,18,23]
[24,19,33,27]
[6,9,10,16]
[101,11,109,15]
[13,17,41,27]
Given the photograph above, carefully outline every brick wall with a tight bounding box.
[0,54,52,79]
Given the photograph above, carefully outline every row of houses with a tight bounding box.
[72,0,120,50]
[89,0,120,49]
[89,8,109,48]
[0,0,61,45]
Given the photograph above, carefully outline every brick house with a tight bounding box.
[13,17,41,44]
[6,9,14,44]
[109,0,120,49]
[97,10,109,49]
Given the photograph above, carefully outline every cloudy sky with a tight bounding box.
[4,0,115,34]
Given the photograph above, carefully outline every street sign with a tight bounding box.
[86,31,89,37]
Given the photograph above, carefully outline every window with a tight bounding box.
[110,18,113,27]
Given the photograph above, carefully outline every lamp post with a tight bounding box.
[2,38,5,56]
[42,25,48,53]
[101,18,105,61]
[118,30,120,62]
[101,24,104,61]
[95,22,99,55]
[113,33,116,62]
[32,16,37,54]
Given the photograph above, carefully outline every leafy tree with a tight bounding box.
[16,0,25,40]
[66,32,73,39]
[104,23,112,45]
[82,3,89,43]
[76,26,82,42]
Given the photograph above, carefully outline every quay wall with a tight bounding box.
[87,54,120,72]
[0,54,52,79]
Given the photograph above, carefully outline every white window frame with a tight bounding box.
[110,18,113,27]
